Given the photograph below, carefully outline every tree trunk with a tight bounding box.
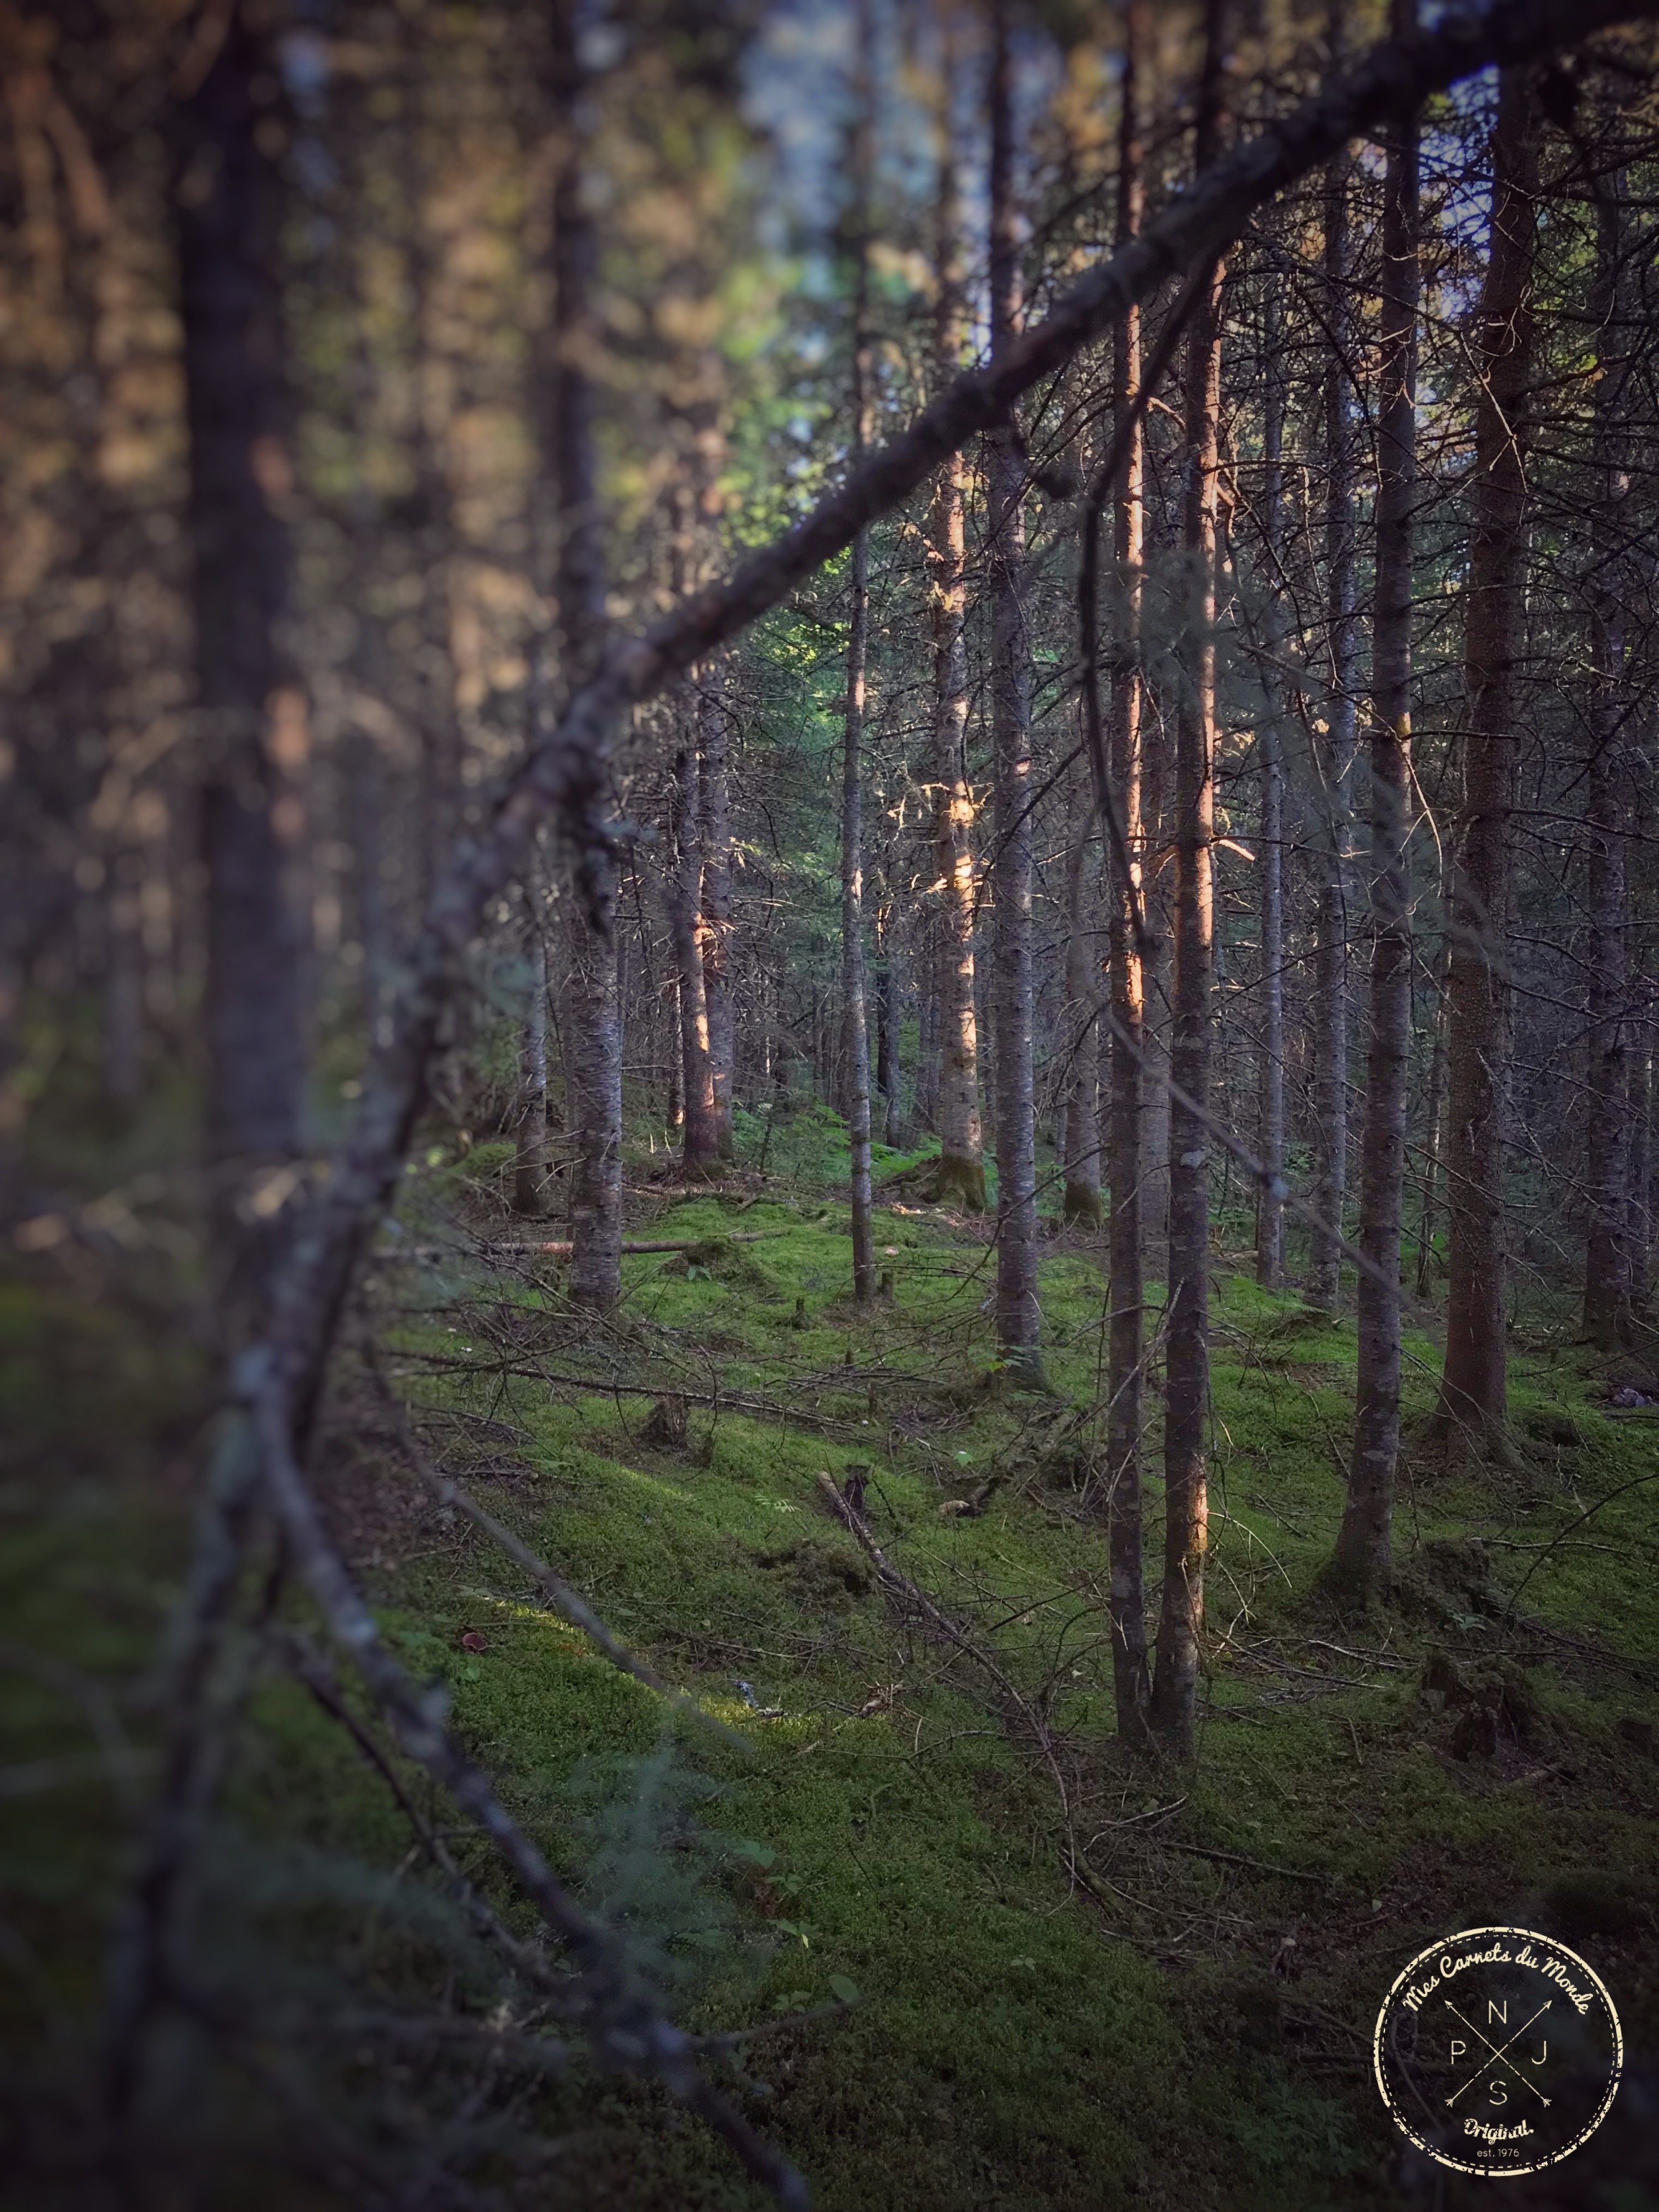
[1629,1018,1653,1316]
[178,14,306,1199]
[666,734,721,1178]
[986,0,1046,1388]
[513,908,551,1217]
[541,0,622,1303]
[1581,174,1633,1352]
[1255,268,1286,1292]
[1307,67,1358,1313]
[928,59,984,1214]
[1151,0,1226,1759]
[1105,0,1152,1746]
[1059,759,1103,1227]
[1436,65,1537,1438]
[699,662,736,1162]
[1335,0,1419,1597]
[1415,933,1448,1299]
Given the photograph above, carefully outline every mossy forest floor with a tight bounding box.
[5,1109,1659,2210]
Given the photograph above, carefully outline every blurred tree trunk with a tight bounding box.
[928,40,984,1214]
[1436,66,1538,1435]
[1308,19,1357,1314]
[541,0,621,1303]
[177,12,305,1207]
[1105,0,1150,1747]
[986,0,1045,1387]
[1152,0,1226,1759]
[513,906,551,1217]
[1336,0,1419,1596]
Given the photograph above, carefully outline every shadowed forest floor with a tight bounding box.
[5,1109,1659,2211]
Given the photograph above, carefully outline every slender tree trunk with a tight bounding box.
[1436,66,1537,1438]
[1140,713,1172,1279]
[843,524,876,1303]
[667,733,721,1177]
[513,908,551,1216]
[1105,0,1151,1746]
[839,2,876,1304]
[699,663,736,1161]
[1308,67,1357,1312]
[1416,933,1448,1299]
[876,901,901,1146]
[178,15,306,1207]
[1255,273,1286,1291]
[986,0,1046,1388]
[929,61,984,1213]
[1582,176,1633,1352]
[1060,759,1103,1226]
[541,1,621,1304]
[1335,0,1419,1596]
[1151,0,1226,1758]
[1629,1017,1653,1316]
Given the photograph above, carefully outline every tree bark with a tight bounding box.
[541,1,622,1302]
[1151,0,1226,1759]
[1255,266,1286,1291]
[1436,66,1537,1435]
[699,663,736,1161]
[512,904,551,1217]
[1335,0,1419,1598]
[1059,760,1103,1227]
[986,0,1046,1388]
[1105,0,1152,1746]
[1307,55,1357,1313]
[928,46,984,1214]
[666,734,721,1178]
[178,15,306,1193]
[1581,172,1634,1352]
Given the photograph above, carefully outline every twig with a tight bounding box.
[367,1353,742,1745]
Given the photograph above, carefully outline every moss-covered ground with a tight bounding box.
[4,1107,1658,2209]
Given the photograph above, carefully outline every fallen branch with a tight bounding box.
[814,1472,1074,1827]
[500,1232,789,1257]
[367,1356,742,1744]
[252,1358,810,2211]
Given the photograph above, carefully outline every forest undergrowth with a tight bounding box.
[4,1104,1659,2212]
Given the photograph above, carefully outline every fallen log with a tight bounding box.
[505,1230,788,1257]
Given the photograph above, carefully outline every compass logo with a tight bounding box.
[1373,1926,1623,2176]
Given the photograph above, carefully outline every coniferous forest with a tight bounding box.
[9,0,1659,2205]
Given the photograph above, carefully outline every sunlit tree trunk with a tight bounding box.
[928,42,984,1214]
[178,13,306,1214]
[1436,66,1537,1436]
[666,733,721,1178]
[1308,32,1357,1313]
[986,0,1045,1387]
[1336,0,1419,1596]
[1105,0,1151,1746]
[1255,272,1286,1292]
[1152,0,1226,1758]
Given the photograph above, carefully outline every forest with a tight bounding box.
[5,0,1659,2205]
